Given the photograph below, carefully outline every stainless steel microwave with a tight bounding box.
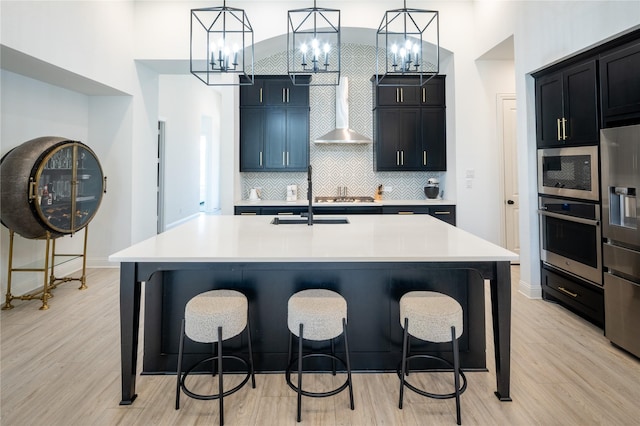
[537,145,599,201]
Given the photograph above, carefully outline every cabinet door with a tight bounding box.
[420,76,446,106]
[420,108,446,171]
[285,108,309,170]
[375,109,420,170]
[377,85,420,106]
[429,205,456,225]
[240,108,265,171]
[264,109,287,169]
[264,79,309,106]
[240,80,265,106]
[535,72,564,147]
[600,41,640,126]
[562,60,598,145]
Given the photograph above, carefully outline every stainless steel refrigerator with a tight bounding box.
[601,124,640,358]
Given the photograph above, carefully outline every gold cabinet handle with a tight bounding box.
[422,87,426,103]
[282,152,286,166]
[557,118,561,141]
[277,212,293,215]
[401,150,404,165]
[396,151,400,165]
[423,151,427,166]
[558,286,578,298]
[286,151,289,166]
[396,88,400,103]
[259,151,263,166]
[259,88,263,103]
[562,117,567,140]
[400,88,404,103]
[433,211,450,215]
[240,212,257,215]
[287,88,290,103]
[398,211,414,215]
[282,88,286,103]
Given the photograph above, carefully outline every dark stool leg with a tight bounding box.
[176,319,186,410]
[399,317,409,409]
[343,318,354,410]
[452,326,462,425]
[218,326,224,426]
[297,323,304,423]
[331,338,336,375]
[247,315,256,388]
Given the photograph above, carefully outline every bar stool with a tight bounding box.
[286,289,354,422]
[175,289,255,426]
[398,291,467,425]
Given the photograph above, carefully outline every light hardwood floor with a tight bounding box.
[1,267,639,425]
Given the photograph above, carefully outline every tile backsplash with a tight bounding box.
[241,43,445,201]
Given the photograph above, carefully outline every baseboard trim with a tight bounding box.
[518,279,542,299]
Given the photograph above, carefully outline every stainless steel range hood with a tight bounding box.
[314,77,372,144]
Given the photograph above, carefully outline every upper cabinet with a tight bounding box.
[240,76,310,172]
[372,75,447,171]
[600,40,640,128]
[534,59,599,148]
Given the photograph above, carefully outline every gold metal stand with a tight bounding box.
[2,226,89,310]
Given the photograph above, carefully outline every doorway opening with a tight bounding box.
[199,115,220,214]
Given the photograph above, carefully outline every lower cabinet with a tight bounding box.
[541,264,604,327]
[382,205,456,226]
[235,204,455,225]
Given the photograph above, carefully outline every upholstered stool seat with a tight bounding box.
[176,289,255,426]
[398,291,467,425]
[286,289,354,422]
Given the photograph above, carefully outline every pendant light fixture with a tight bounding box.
[190,1,254,86]
[287,0,341,86]
[376,1,439,86]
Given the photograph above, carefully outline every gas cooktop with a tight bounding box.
[315,196,376,203]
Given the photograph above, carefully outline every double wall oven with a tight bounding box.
[538,145,602,286]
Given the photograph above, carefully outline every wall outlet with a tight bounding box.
[384,185,393,192]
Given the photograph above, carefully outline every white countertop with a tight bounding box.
[236,198,455,207]
[109,214,518,263]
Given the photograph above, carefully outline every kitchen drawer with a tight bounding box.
[235,206,261,215]
[261,206,307,216]
[541,265,604,326]
[430,206,456,225]
[382,206,430,215]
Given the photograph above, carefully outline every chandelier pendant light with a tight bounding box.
[190,0,254,86]
[287,0,341,86]
[376,0,439,86]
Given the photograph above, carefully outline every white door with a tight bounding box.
[500,96,519,259]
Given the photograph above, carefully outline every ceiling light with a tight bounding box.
[287,0,341,86]
[376,1,439,86]
[190,1,254,86]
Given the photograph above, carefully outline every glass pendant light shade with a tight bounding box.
[376,1,439,86]
[190,1,254,86]
[287,1,340,86]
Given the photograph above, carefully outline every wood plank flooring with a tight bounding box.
[1,266,639,425]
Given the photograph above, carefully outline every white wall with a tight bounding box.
[158,74,222,226]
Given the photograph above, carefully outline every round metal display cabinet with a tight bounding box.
[0,136,105,239]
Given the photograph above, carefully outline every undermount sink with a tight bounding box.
[271,217,350,225]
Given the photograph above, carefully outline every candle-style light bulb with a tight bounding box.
[232,44,239,67]
[300,43,308,67]
[323,43,330,67]
[391,44,398,67]
[412,44,420,68]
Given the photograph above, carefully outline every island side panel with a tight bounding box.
[142,262,486,373]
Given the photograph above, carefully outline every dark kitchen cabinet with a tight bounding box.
[375,108,421,170]
[382,205,456,225]
[534,60,599,147]
[240,76,310,172]
[372,75,447,171]
[600,40,640,127]
[375,76,445,107]
[240,75,310,107]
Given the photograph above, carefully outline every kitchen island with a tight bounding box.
[109,214,518,405]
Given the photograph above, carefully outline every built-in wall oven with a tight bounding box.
[538,145,599,201]
[538,196,602,285]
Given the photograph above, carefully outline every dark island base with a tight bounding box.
[141,262,488,374]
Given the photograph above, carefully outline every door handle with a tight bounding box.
[507,200,515,205]
[561,117,567,140]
